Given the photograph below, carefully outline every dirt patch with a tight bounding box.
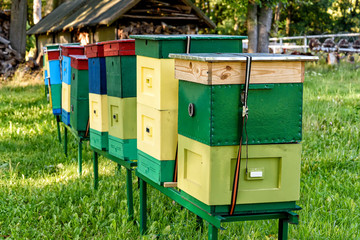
[0,63,43,87]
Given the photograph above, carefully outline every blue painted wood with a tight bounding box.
[44,70,48,85]
[48,60,61,85]
[88,57,107,94]
[62,56,72,85]
[62,109,70,126]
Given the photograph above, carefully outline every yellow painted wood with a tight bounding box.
[174,60,305,85]
[89,93,108,132]
[61,82,71,112]
[137,56,178,110]
[178,134,301,205]
[137,103,177,160]
[108,96,137,139]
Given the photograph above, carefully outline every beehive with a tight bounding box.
[131,35,247,184]
[70,55,89,136]
[61,45,84,125]
[104,40,137,159]
[61,82,71,125]
[47,49,61,115]
[85,43,108,150]
[170,52,318,205]
[178,135,301,205]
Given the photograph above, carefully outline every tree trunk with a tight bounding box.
[273,2,281,36]
[257,5,273,53]
[247,0,258,53]
[286,7,291,35]
[33,0,42,24]
[9,0,27,57]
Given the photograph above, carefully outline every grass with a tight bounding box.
[0,62,359,239]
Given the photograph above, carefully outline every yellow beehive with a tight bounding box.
[108,96,137,139]
[89,93,108,132]
[61,82,71,112]
[136,56,178,110]
[178,134,301,206]
[137,103,177,160]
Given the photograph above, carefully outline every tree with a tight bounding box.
[33,0,41,24]
[9,0,27,57]
[247,0,276,53]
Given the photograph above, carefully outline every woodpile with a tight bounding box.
[0,10,24,80]
[118,21,195,39]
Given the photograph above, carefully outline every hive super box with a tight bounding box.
[47,49,61,115]
[104,40,137,160]
[85,42,109,150]
[70,55,89,136]
[131,35,247,185]
[170,53,318,206]
[61,45,84,125]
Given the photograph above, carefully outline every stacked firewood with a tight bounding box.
[118,21,196,39]
[0,10,23,79]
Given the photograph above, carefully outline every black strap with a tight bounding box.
[229,55,252,215]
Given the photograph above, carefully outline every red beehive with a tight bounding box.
[47,50,60,60]
[85,43,105,58]
[61,45,84,57]
[70,55,88,70]
[103,39,135,57]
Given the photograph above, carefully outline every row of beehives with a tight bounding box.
[43,35,316,207]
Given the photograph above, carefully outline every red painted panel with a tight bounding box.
[70,55,88,70]
[61,46,84,57]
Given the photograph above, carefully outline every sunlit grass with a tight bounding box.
[0,62,359,239]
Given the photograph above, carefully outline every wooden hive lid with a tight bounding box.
[84,43,105,58]
[103,39,135,57]
[61,45,84,57]
[170,53,318,85]
[70,55,88,70]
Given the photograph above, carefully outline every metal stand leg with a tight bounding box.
[278,219,289,240]
[208,223,218,240]
[56,116,61,143]
[117,164,122,176]
[140,179,147,235]
[93,151,99,190]
[64,126,68,157]
[126,169,134,221]
[196,215,204,231]
[78,140,82,176]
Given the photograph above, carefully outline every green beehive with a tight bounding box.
[69,55,89,136]
[170,53,317,146]
[178,81,303,145]
[132,35,247,59]
[106,55,136,98]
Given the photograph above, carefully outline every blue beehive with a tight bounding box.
[88,57,107,94]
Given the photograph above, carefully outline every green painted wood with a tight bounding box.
[70,68,89,99]
[178,81,303,146]
[91,146,137,169]
[70,96,89,134]
[108,135,137,160]
[208,224,218,240]
[132,35,246,59]
[106,55,136,98]
[179,190,298,215]
[139,178,147,235]
[90,128,108,151]
[137,150,175,185]
[51,84,62,110]
[93,151,99,190]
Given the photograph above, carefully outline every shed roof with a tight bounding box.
[27,0,215,35]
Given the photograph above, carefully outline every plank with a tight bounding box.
[163,182,178,188]
[175,60,304,85]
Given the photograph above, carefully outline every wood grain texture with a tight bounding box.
[175,60,304,85]
[163,182,178,188]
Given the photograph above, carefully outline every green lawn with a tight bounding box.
[0,62,359,239]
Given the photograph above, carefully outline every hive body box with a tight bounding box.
[85,43,109,151]
[170,53,318,205]
[61,45,84,125]
[104,39,137,160]
[70,55,89,136]
[47,49,62,115]
[131,35,247,185]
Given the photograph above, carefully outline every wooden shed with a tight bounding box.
[27,0,215,57]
